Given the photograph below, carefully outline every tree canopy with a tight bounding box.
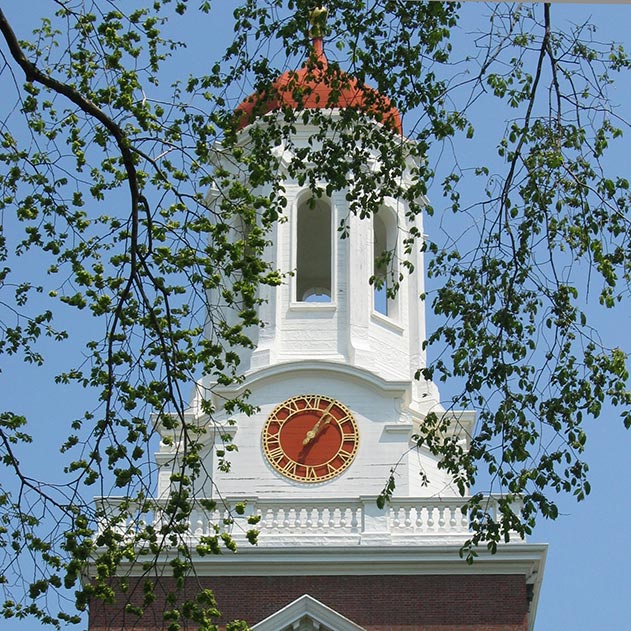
[0,1,629,628]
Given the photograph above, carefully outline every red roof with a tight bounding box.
[235,38,402,134]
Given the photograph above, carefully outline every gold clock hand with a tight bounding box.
[302,399,336,445]
[302,418,324,446]
[303,428,316,445]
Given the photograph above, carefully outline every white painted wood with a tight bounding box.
[171,116,471,508]
[95,495,514,547]
[97,100,546,631]
[252,594,366,631]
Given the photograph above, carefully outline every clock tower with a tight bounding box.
[91,14,546,631]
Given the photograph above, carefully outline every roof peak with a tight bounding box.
[234,5,402,135]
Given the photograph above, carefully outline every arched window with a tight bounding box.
[296,197,332,302]
[373,208,397,317]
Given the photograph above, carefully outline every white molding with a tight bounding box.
[370,310,405,334]
[213,360,411,397]
[107,542,546,583]
[382,422,414,436]
[252,594,366,631]
[288,302,338,312]
[180,543,547,578]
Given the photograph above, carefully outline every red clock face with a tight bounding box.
[262,395,359,482]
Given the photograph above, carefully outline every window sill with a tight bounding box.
[371,310,404,334]
[289,302,337,312]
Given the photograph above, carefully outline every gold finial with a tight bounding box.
[309,5,328,40]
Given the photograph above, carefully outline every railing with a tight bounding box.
[95,495,513,546]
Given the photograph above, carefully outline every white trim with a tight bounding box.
[108,543,546,578]
[182,543,547,577]
[382,422,414,436]
[213,360,412,397]
[252,594,366,631]
[288,302,337,312]
[370,310,405,334]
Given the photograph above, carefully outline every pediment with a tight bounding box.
[252,594,365,631]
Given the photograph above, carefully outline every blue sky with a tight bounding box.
[431,5,631,630]
[1,3,630,630]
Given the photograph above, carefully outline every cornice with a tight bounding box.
[110,542,545,580]
[213,360,412,399]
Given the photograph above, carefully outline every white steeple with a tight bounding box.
[165,19,474,508]
[93,17,546,631]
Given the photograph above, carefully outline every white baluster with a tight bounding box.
[404,505,412,528]
[416,506,425,530]
[461,509,469,530]
[267,507,277,530]
[295,506,304,530]
[339,507,347,530]
[350,506,359,532]
[393,507,400,530]
[316,507,324,529]
[449,505,457,529]
[195,518,204,536]
[427,506,435,530]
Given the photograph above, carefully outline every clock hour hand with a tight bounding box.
[302,400,336,445]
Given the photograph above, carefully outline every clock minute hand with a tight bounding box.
[302,399,336,445]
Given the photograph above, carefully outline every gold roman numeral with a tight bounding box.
[336,414,353,427]
[281,460,297,476]
[267,413,287,427]
[338,448,354,463]
[284,398,302,414]
[303,395,322,410]
[267,446,285,463]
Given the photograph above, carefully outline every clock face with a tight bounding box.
[262,395,359,482]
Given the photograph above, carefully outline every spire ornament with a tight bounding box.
[309,5,328,39]
[309,5,327,60]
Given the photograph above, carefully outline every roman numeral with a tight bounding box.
[305,466,319,480]
[284,398,302,414]
[337,414,353,427]
[266,422,282,435]
[266,445,284,462]
[267,413,286,427]
[338,448,354,463]
[303,395,322,410]
[282,460,297,476]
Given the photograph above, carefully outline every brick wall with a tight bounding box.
[89,574,529,631]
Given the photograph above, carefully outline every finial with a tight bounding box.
[309,5,327,60]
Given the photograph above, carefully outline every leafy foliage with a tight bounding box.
[414,3,631,557]
[0,0,628,626]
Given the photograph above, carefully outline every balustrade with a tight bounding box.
[95,496,513,546]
